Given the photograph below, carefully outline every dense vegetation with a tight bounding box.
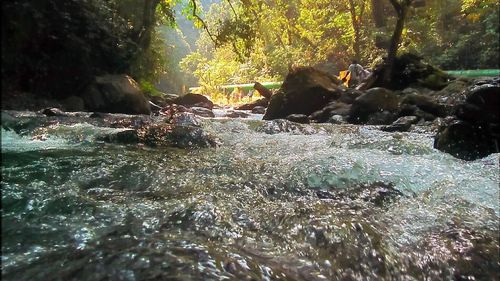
[1,0,498,99]
[180,0,499,91]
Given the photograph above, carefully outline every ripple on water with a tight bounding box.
[1,119,499,280]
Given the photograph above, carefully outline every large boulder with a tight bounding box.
[368,53,453,91]
[82,75,150,114]
[263,67,342,120]
[456,83,500,124]
[348,87,400,124]
[434,120,498,161]
[173,93,214,109]
[434,78,500,160]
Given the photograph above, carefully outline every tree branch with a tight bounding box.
[190,0,218,46]
[226,0,238,19]
[388,0,402,14]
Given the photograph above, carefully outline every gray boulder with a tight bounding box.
[348,87,400,124]
[82,74,150,114]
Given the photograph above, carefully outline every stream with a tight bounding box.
[1,113,499,280]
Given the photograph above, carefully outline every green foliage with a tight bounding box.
[179,0,498,90]
[129,29,168,84]
[139,79,163,96]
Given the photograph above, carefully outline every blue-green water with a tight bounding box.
[1,117,499,280]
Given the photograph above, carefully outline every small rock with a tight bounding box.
[190,107,215,118]
[171,112,201,127]
[41,108,68,117]
[381,116,419,132]
[251,106,266,114]
[328,115,346,124]
[286,114,310,124]
[224,111,250,118]
[97,129,139,144]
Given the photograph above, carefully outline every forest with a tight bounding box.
[2,0,499,98]
[1,1,500,281]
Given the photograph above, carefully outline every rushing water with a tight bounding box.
[1,115,499,280]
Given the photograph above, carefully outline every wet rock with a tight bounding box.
[349,88,400,124]
[170,112,201,127]
[224,111,250,118]
[159,104,191,119]
[41,107,68,117]
[337,88,364,104]
[328,115,347,124]
[309,102,351,123]
[366,110,398,125]
[168,126,220,148]
[430,79,469,105]
[434,120,499,160]
[251,106,266,114]
[89,112,107,118]
[148,93,177,108]
[401,93,448,118]
[1,110,46,132]
[434,78,500,160]
[286,114,310,124]
[173,93,214,109]
[456,84,500,124]
[82,74,151,115]
[235,98,269,111]
[96,129,139,144]
[264,67,342,120]
[257,119,316,134]
[190,107,215,118]
[381,116,419,132]
[316,182,403,207]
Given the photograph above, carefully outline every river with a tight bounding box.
[1,113,499,280]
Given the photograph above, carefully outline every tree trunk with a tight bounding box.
[383,0,412,83]
[253,82,273,99]
[348,0,361,61]
[136,0,160,50]
[371,0,386,28]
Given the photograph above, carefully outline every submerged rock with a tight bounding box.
[381,116,419,132]
[1,109,219,149]
[96,129,139,144]
[257,119,317,135]
[315,182,404,207]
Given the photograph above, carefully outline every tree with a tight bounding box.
[347,0,368,61]
[383,0,414,82]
